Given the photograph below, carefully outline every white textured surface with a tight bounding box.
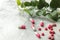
[0,0,60,40]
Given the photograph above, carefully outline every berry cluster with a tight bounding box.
[18,18,60,40]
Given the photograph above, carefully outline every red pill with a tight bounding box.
[19,25,26,29]
[40,21,44,27]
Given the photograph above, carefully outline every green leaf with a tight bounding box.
[21,1,39,7]
[31,1,39,6]
[24,8,32,16]
[42,9,46,16]
[36,9,46,16]
[24,2,31,6]
[16,0,21,6]
[48,11,59,21]
[21,2,31,8]
[37,0,49,9]
[36,11,41,16]
[50,0,60,9]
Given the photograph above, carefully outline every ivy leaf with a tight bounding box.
[21,1,39,7]
[48,11,59,21]
[37,0,49,9]
[23,2,31,6]
[24,8,32,16]
[16,0,21,6]
[36,9,46,16]
[50,0,60,9]
[24,8,36,17]
[31,1,39,6]
[36,11,41,16]
[42,9,46,16]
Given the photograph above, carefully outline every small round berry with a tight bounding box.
[19,25,26,29]
[48,24,53,30]
[52,31,55,34]
[51,34,54,37]
[45,28,48,31]
[41,33,45,36]
[49,30,55,34]
[40,21,44,27]
[50,28,53,30]
[52,23,56,27]
[38,28,41,31]
[48,36,51,39]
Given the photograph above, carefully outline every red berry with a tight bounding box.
[51,34,54,37]
[19,25,26,29]
[52,23,56,27]
[30,18,35,24]
[38,28,41,31]
[40,21,44,27]
[50,28,53,30]
[48,24,53,30]
[45,28,48,31]
[49,31,52,34]
[41,33,45,36]
[48,36,51,39]
[48,35,54,40]
[35,33,41,38]
[49,31,55,34]
[52,31,55,34]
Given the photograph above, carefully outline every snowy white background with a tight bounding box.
[0,0,60,40]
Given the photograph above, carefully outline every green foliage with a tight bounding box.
[24,8,32,16]
[21,1,39,7]
[31,1,39,6]
[36,8,46,16]
[48,11,59,21]
[16,0,60,21]
[37,0,49,9]
[50,0,60,9]
[16,0,21,6]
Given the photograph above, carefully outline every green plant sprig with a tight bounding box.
[16,0,60,21]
